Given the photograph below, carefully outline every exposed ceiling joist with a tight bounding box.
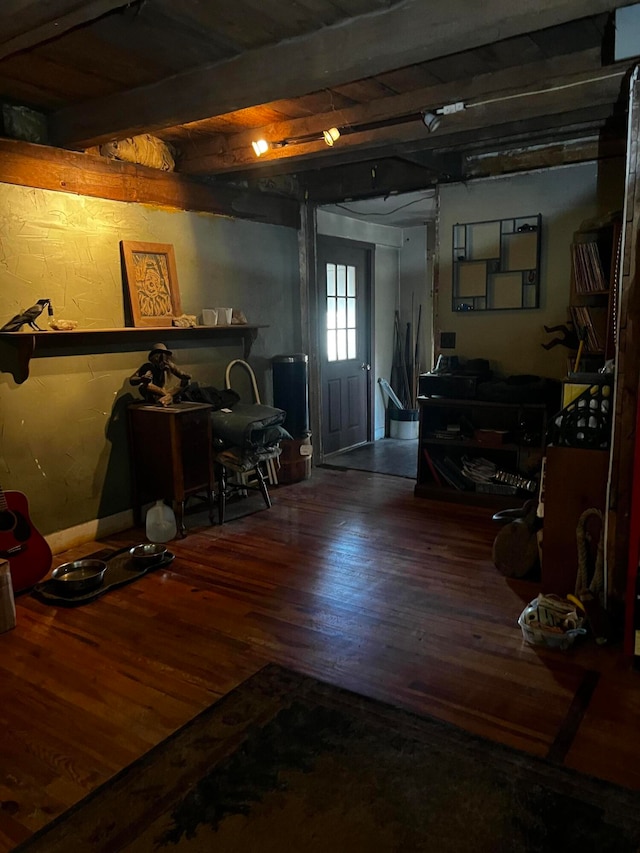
[183,60,629,176]
[50,0,633,148]
[179,48,611,174]
[0,0,131,61]
[218,102,620,191]
[463,135,626,178]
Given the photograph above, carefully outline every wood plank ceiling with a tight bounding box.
[0,0,636,202]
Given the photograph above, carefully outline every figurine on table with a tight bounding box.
[129,343,191,406]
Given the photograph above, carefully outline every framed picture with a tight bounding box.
[120,241,182,327]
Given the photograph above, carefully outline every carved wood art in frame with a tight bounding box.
[120,241,182,327]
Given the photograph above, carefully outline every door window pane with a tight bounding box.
[326,296,336,329]
[347,329,356,360]
[327,264,336,296]
[327,331,337,362]
[347,266,356,297]
[337,329,347,361]
[326,262,357,362]
[347,298,355,328]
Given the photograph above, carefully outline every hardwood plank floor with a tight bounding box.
[1,467,639,850]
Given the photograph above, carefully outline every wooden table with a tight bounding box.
[128,402,215,536]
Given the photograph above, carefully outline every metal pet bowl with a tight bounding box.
[129,543,168,567]
[51,559,107,596]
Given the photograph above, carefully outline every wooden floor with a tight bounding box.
[2,467,640,850]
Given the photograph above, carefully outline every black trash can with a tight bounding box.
[272,354,309,439]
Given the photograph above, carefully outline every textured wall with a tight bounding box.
[437,163,623,378]
[0,184,299,535]
[373,245,400,438]
[399,225,432,390]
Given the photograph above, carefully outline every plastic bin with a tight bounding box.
[389,407,419,440]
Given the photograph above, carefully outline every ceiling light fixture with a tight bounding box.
[251,127,343,157]
[322,127,341,146]
[251,138,269,157]
[422,101,465,133]
[421,111,441,132]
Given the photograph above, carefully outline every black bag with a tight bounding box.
[183,382,240,410]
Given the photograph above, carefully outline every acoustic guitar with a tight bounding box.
[0,487,52,592]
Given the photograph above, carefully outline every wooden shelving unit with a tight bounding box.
[569,215,621,364]
[414,396,547,507]
[0,325,266,383]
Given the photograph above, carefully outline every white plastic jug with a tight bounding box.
[145,500,177,543]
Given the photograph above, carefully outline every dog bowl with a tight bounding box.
[129,543,168,567]
[51,559,107,596]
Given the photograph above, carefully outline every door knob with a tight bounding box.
[361,363,371,371]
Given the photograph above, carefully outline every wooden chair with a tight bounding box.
[224,359,279,486]
[212,445,274,524]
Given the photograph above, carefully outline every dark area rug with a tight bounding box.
[16,665,640,852]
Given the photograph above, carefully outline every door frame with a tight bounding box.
[304,217,375,464]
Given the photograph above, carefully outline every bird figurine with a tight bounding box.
[1,299,54,332]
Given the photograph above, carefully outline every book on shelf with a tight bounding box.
[429,430,459,440]
[571,241,608,294]
[431,458,461,490]
[431,456,473,491]
[570,305,607,352]
[422,448,442,486]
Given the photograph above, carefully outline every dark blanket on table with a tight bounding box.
[209,402,290,449]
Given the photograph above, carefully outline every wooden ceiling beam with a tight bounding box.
[51,0,634,147]
[463,135,626,178]
[180,59,629,175]
[0,138,299,227]
[0,1,131,61]
[182,47,603,169]
[243,127,619,204]
[214,104,619,188]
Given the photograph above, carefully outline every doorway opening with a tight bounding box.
[313,191,436,479]
[317,236,373,457]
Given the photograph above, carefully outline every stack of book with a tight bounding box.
[423,450,472,490]
[570,304,607,352]
[571,241,608,294]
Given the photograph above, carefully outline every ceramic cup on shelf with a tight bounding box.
[215,308,232,325]
[201,308,218,326]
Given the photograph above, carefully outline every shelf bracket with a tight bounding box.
[0,334,34,384]
[243,328,258,360]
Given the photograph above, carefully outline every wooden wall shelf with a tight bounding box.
[0,325,266,383]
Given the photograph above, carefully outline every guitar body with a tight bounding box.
[0,490,52,592]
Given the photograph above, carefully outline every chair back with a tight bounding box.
[225,359,261,404]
